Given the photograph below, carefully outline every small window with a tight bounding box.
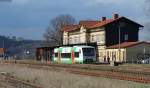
[69,37,72,44]
[55,53,58,57]
[61,53,71,58]
[125,34,128,41]
[75,37,78,43]
[91,35,95,42]
[65,39,67,44]
[74,52,79,58]
[76,36,80,43]
[96,34,100,42]
[96,34,105,42]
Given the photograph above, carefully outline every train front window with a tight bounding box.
[83,48,95,56]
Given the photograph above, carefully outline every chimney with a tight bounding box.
[102,17,106,21]
[113,14,119,19]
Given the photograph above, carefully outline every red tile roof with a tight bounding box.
[88,19,114,29]
[62,16,143,32]
[79,20,100,28]
[62,19,113,32]
[61,25,79,32]
[107,42,150,49]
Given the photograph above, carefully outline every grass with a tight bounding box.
[0,64,149,88]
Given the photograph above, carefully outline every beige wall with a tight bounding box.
[63,27,107,63]
[63,31,69,45]
[97,45,106,62]
[106,49,126,62]
[63,27,105,45]
[106,43,150,63]
[126,43,150,63]
[63,28,150,63]
[89,30,105,45]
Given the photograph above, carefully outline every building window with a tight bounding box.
[96,34,105,43]
[101,34,105,42]
[73,37,75,44]
[64,39,67,44]
[69,37,72,44]
[96,34,100,42]
[75,36,80,43]
[78,37,80,43]
[91,35,95,42]
[74,37,77,43]
[91,35,94,42]
[125,34,128,41]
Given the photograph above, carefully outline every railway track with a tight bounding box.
[68,70,150,84]
[1,60,150,84]
[0,72,43,88]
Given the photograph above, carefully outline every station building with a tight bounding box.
[106,42,150,63]
[62,14,146,63]
[36,47,55,61]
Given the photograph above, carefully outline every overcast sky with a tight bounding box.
[0,0,148,40]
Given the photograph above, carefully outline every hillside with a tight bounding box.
[0,35,44,59]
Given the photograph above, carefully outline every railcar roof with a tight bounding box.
[73,46,94,48]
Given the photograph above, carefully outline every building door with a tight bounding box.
[112,51,116,62]
[107,51,110,63]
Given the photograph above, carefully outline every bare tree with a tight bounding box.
[44,14,76,46]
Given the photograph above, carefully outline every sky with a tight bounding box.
[0,0,149,40]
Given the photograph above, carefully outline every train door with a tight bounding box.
[57,51,60,64]
[73,47,82,64]
[71,48,74,64]
[54,48,59,63]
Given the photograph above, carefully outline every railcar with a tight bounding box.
[54,46,96,64]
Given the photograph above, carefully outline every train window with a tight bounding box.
[61,53,71,58]
[55,53,58,57]
[74,52,79,58]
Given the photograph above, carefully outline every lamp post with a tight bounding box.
[118,22,125,62]
[118,24,121,62]
[110,22,124,66]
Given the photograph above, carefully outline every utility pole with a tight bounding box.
[143,46,145,61]
[118,22,125,62]
[118,25,121,62]
[3,40,5,60]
